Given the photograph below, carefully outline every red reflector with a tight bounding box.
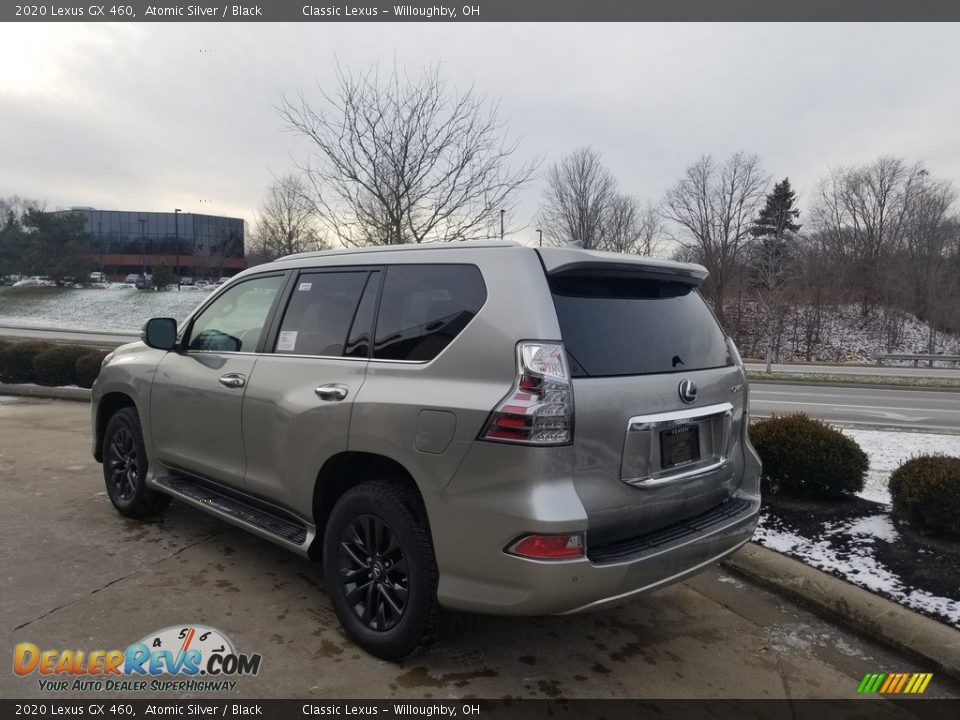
[511,534,584,559]
[494,416,528,428]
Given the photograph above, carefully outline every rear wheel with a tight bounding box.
[323,480,438,660]
[103,407,171,518]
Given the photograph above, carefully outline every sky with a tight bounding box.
[2,22,959,245]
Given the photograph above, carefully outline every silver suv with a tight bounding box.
[91,241,761,659]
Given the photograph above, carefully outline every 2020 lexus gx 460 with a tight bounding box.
[91,241,761,659]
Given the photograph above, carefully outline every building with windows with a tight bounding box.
[52,207,247,279]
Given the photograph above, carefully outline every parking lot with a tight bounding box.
[2,397,957,700]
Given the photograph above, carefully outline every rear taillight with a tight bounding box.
[480,341,574,445]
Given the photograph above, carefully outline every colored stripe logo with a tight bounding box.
[857,672,933,694]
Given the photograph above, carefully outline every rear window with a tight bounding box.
[374,264,486,362]
[550,273,732,377]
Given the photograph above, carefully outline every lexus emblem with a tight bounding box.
[678,379,697,404]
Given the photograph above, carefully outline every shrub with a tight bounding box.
[889,455,960,535]
[0,341,54,384]
[751,413,868,498]
[32,345,90,387]
[75,350,109,389]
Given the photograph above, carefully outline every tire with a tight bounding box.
[323,480,439,661]
[102,407,171,518]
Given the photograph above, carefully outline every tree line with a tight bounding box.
[251,61,960,358]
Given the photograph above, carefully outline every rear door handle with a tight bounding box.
[218,373,246,389]
[314,384,348,401]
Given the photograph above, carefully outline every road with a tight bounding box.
[2,397,956,700]
[750,383,960,434]
[746,361,960,379]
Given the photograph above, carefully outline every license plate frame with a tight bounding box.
[660,424,701,469]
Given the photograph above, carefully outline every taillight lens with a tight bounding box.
[481,342,574,445]
[508,533,584,560]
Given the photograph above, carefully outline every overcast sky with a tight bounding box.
[2,23,959,244]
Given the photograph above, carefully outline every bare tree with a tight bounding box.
[662,153,768,327]
[279,62,536,245]
[251,173,327,261]
[901,172,956,351]
[813,157,926,315]
[540,147,616,249]
[636,201,668,257]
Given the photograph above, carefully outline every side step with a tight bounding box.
[153,474,313,552]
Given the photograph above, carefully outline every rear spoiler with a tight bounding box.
[535,247,708,285]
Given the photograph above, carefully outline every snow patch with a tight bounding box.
[842,428,960,505]
[755,515,960,628]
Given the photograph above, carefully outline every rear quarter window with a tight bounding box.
[550,272,732,377]
[373,264,486,362]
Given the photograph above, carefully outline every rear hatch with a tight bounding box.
[539,250,748,553]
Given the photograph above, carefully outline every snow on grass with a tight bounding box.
[0,286,212,331]
[755,514,960,628]
[841,428,960,504]
[839,514,899,543]
[732,301,960,364]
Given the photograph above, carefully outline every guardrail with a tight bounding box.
[873,353,960,368]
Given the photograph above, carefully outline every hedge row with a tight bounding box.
[0,340,109,389]
[752,412,960,536]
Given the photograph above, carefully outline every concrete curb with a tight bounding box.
[0,384,91,402]
[723,542,960,680]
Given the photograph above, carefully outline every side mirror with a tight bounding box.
[142,317,178,351]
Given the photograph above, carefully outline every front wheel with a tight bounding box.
[102,407,171,518]
[322,480,438,660]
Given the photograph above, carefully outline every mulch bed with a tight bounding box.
[757,493,960,628]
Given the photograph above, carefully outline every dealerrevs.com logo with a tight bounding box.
[14,625,262,693]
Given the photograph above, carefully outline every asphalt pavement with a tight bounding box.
[750,383,960,433]
[3,397,957,699]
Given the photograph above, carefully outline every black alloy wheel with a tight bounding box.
[102,407,171,518]
[323,480,438,660]
[338,514,409,631]
[106,425,139,502]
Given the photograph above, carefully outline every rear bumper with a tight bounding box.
[426,439,761,616]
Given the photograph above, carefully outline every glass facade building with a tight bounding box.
[52,208,247,279]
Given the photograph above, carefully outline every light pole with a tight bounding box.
[138,218,147,279]
[500,209,505,240]
[536,229,542,247]
[174,208,182,291]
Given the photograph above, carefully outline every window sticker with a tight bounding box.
[276,330,298,352]
[298,282,313,292]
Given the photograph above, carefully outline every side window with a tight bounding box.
[187,275,283,353]
[344,271,380,358]
[373,264,486,362]
[274,271,369,357]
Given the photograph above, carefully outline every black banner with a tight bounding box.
[3,700,960,720]
[4,0,960,23]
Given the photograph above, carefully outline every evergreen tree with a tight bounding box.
[752,177,801,240]
[21,210,96,285]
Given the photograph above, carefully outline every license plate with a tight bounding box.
[660,424,700,469]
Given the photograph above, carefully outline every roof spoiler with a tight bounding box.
[536,247,708,285]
